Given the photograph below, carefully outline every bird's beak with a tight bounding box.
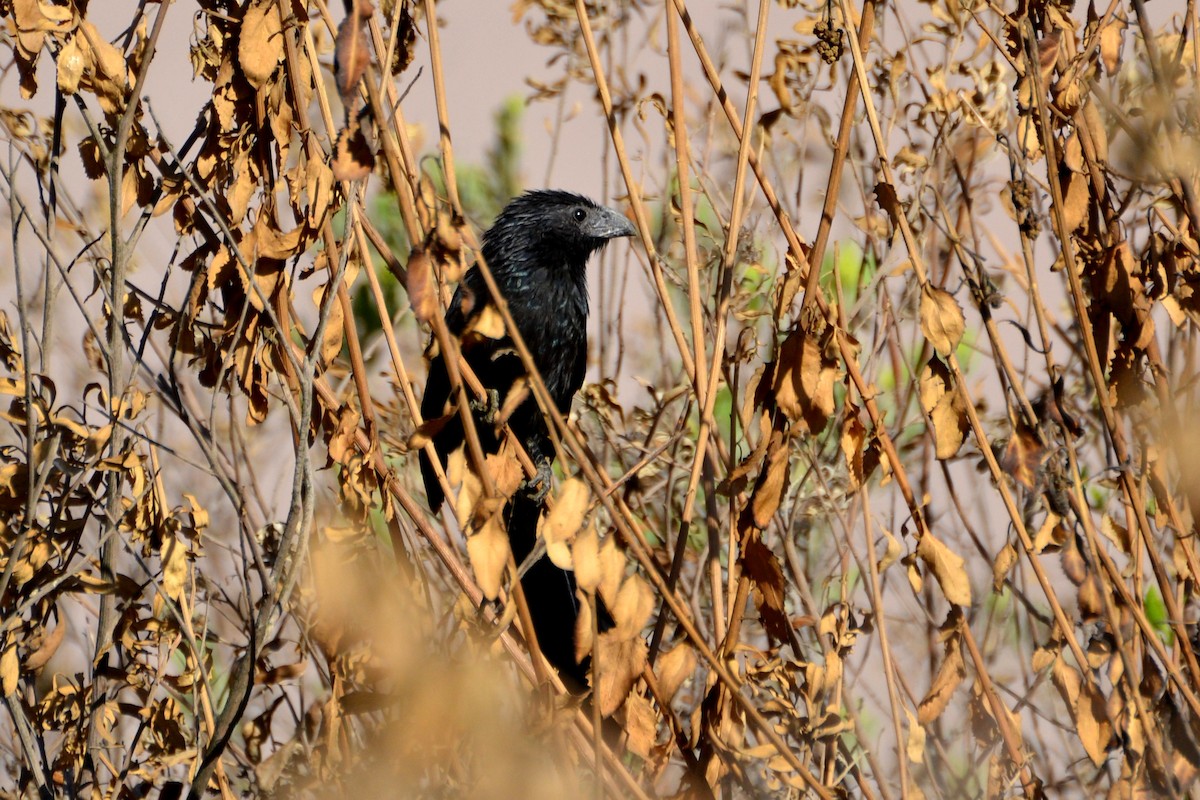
[593,207,637,240]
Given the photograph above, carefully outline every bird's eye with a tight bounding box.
[573,208,587,221]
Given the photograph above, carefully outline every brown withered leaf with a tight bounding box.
[0,640,17,696]
[572,523,601,594]
[1051,656,1112,766]
[254,213,309,260]
[239,0,284,89]
[332,124,375,181]
[327,404,360,464]
[542,477,588,570]
[406,249,437,323]
[749,427,790,529]
[256,660,308,685]
[916,532,972,606]
[78,135,104,179]
[482,439,524,500]
[56,33,85,94]
[654,642,695,702]
[918,356,969,459]
[1099,17,1125,75]
[1000,425,1044,489]
[872,181,902,231]
[992,541,1018,593]
[878,528,902,573]
[161,535,188,602]
[463,305,506,341]
[1059,167,1089,233]
[597,534,625,608]
[1099,514,1132,555]
[920,285,966,358]
[466,514,509,601]
[312,284,344,368]
[917,609,966,724]
[334,0,374,111]
[77,21,130,114]
[772,326,836,432]
[611,575,654,638]
[8,0,73,63]
[841,408,866,489]
[594,632,647,716]
[905,708,926,764]
[25,616,66,672]
[1032,511,1066,553]
[741,532,796,648]
[306,150,335,227]
[624,691,658,759]
[574,593,595,664]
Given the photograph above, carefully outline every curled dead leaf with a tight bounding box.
[239,0,284,89]
[920,285,965,358]
[406,249,437,323]
[610,574,654,638]
[593,633,647,717]
[542,477,589,570]
[918,356,969,460]
[917,610,965,724]
[916,532,972,606]
[772,326,837,432]
[654,642,696,702]
[332,124,375,182]
[572,523,601,593]
[466,515,509,601]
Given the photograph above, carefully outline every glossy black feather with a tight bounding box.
[419,190,633,690]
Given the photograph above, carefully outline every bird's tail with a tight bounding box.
[505,492,614,692]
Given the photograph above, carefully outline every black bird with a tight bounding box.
[420,190,635,690]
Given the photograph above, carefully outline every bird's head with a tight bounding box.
[482,190,636,273]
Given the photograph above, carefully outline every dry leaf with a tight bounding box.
[916,533,972,606]
[611,575,654,638]
[905,707,926,763]
[0,641,16,696]
[56,33,84,94]
[750,428,790,529]
[878,528,902,573]
[920,285,965,358]
[77,21,130,114]
[1051,656,1113,766]
[572,523,601,593]
[918,357,969,459]
[597,534,625,607]
[624,691,657,759]
[917,611,965,723]
[483,446,524,501]
[161,535,188,602]
[334,0,374,109]
[1099,18,1125,75]
[1059,167,1089,233]
[332,124,375,181]
[773,327,836,432]
[574,594,595,664]
[406,249,437,323]
[841,409,866,489]
[466,515,509,601]
[239,0,284,89]
[541,477,588,568]
[992,541,1018,592]
[594,633,647,716]
[463,305,506,341]
[655,643,696,702]
[741,532,795,647]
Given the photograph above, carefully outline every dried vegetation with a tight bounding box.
[2,0,1200,796]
